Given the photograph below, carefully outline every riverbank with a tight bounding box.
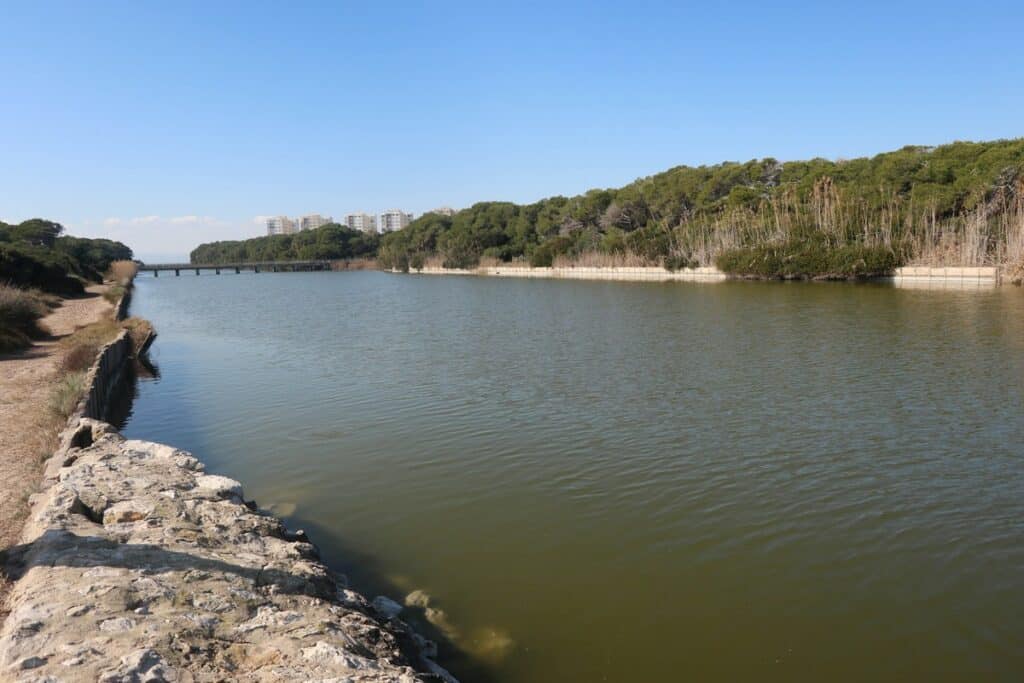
[0,284,113,579]
[0,418,453,681]
[0,284,456,681]
[400,264,1007,285]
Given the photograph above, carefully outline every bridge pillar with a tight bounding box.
[254,266,259,273]
[175,269,180,276]
[153,270,158,278]
[235,267,240,274]
[195,268,200,276]
[215,268,220,275]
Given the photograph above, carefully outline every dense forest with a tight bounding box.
[190,223,379,264]
[187,139,1024,279]
[1,219,133,294]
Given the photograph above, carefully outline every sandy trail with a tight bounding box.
[0,285,112,555]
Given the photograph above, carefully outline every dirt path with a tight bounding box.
[0,285,112,555]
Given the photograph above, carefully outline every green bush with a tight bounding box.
[663,254,697,271]
[0,243,85,294]
[0,219,132,293]
[715,240,900,279]
[528,236,573,267]
[0,283,52,353]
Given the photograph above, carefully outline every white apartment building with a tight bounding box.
[344,213,377,234]
[266,216,296,236]
[378,209,413,233]
[299,214,332,231]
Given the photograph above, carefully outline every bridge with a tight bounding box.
[142,260,333,276]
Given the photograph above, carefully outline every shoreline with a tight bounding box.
[0,288,457,681]
[399,264,1005,286]
[0,284,116,598]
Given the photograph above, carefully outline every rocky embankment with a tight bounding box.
[0,419,455,682]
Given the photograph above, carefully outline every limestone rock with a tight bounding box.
[0,420,455,682]
[373,596,405,619]
[404,590,432,609]
[193,473,244,500]
[102,500,152,525]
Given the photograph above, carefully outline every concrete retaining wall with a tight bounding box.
[402,265,1007,286]
[886,266,1001,286]
[408,265,727,282]
[74,330,133,423]
[113,286,132,321]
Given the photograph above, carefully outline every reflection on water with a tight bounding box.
[123,272,1024,682]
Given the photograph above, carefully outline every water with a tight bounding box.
[123,271,1024,682]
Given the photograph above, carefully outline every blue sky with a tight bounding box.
[2,1,1021,261]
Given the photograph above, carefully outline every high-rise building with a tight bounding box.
[299,214,332,231]
[266,216,296,236]
[378,209,413,233]
[344,213,377,234]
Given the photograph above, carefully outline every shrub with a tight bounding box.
[60,342,99,373]
[528,236,573,267]
[0,283,52,353]
[0,243,84,294]
[715,240,900,279]
[663,254,697,271]
[103,283,126,305]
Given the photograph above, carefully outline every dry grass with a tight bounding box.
[0,284,56,353]
[59,343,99,373]
[57,316,154,363]
[107,260,138,285]
[48,371,87,419]
[122,316,155,353]
[330,258,379,271]
[552,252,652,268]
[59,318,121,354]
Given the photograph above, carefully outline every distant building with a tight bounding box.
[344,213,377,234]
[299,214,332,231]
[378,209,413,233]
[266,216,296,236]
[428,206,458,217]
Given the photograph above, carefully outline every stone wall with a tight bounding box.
[1,420,454,681]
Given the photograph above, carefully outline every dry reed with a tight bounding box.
[107,260,138,285]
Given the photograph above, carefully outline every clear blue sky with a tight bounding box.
[2,1,1021,261]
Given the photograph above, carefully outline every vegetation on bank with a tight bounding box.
[102,260,139,305]
[189,223,379,263]
[374,139,1024,278]
[0,284,58,353]
[181,139,1024,279]
[1,219,133,294]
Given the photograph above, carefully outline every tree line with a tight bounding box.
[1,219,133,294]
[189,223,379,264]
[186,139,1024,279]
[377,139,1024,278]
